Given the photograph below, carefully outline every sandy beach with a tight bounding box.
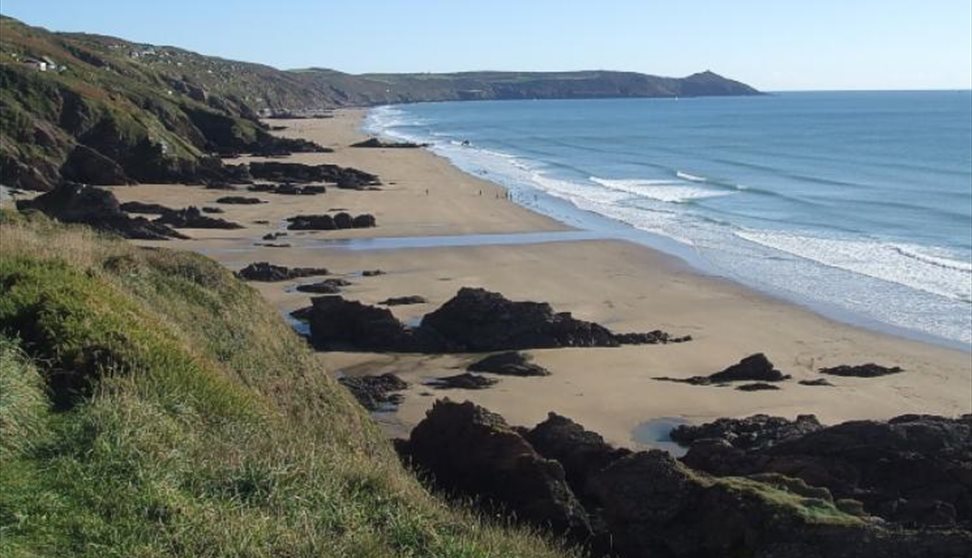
[109,110,972,448]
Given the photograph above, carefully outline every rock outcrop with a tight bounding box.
[655,353,790,385]
[467,351,551,376]
[235,262,328,282]
[680,414,972,529]
[286,213,377,231]
[215,196,264,205]
[378,295,427,306]
[248,162,380,189]
[295,278,351,294]
[399,400,592,540]
[350,138,427,148]
[399,401,971,557]
[154,206,243,229]
[306,288,690,353]
[819,363,904,377]
[426,373,498,390]
[15,183,186,240]
[670,414,823,451]
[337,373,408,411]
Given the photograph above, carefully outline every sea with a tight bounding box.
[364,91,972,349]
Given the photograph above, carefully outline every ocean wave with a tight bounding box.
[675,170,708,182]
[590,177,733,204]
[735,230,972,302]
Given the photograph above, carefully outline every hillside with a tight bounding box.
[0,15,759,192]
[0,210,577,557]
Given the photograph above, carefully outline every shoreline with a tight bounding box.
[363,101,972,352]
[108,108,971,449]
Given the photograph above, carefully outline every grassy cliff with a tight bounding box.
[0,15,759,191]
[0,211,575,557]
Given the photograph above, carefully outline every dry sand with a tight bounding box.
[110,110,972,449]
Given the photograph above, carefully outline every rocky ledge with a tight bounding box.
[235,262,329,282]
[679,413,972,530]
[16,183,186,240]
[467,351,551,376]
[397,400,972,557]
[350,138,428,149]
[286,213,376,230]
[248,161,380,189]
[654,352,791,385]
[337,373,408,411]
[306,287,690,352]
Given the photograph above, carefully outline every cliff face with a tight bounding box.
[0,14,761,191]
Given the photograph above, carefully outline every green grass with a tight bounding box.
[0,214,576,558]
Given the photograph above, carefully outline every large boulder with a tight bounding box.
[307,295,417,351]
[400,400,592,540]
[235,262,328,282]
[419,287,619,351]
[681,414,972,529]
[524,413,630,502]
[15,182,185,240]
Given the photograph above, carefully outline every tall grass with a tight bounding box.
[0,212,577,557]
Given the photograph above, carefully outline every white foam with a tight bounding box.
[736,230,972,302]
[590,177,733,203]
[676,170,708,182]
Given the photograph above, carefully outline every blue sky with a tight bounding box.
[3,0,970,91]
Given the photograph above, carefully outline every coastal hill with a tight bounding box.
[0,15,759,191]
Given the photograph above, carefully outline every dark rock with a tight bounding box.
[119,201,175,214]
[307,295,416,351]
[351,214,377,228]
[350,137,428,148]
[419,287,620,352]
[59,144,130,185]
[287,214,335,230]
[427,373,498,390]
[295,278,351,294]
[154,206,243,229]
[800,378,835,386]
[736,382,781,391]
[236,262,328,282]
[467,351,550,376]
[615,331,692,344]
[262,232,287,241]
[671,414,823,451]
[378,295,427,306]
[524,413,631,503]
[338,373,408,411]
[247,183,326,195]
[286,213,375,231]
[361,269,384,277]
[254,242,290,248]
[200,206,223,213]
[820,363,904,377]
[248,161,380,189]
[15,182,185,240]
[400,400,592,540]
[587,449,963,558]
[333,212,353,229]
[680,414,972,529]
[215,196,263,205]
[306,288,688,354]
[655,353,791,385]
